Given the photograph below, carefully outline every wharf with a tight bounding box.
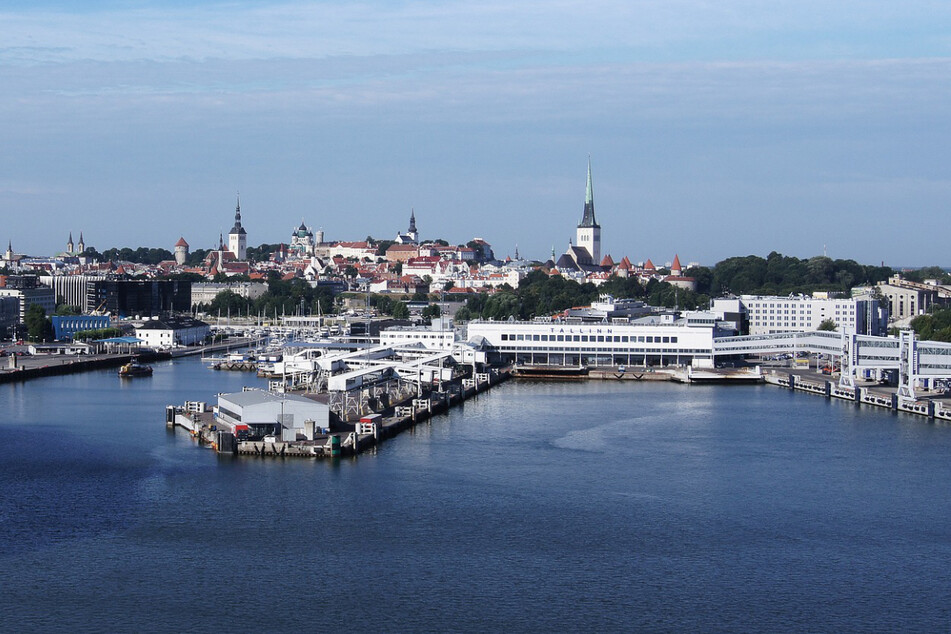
[0,352,139,383]
[168,367,511,459]
[765,369,951,422]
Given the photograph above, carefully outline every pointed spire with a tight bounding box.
[408,208,417,234]
[230,194,246,235]
[671,254,682,274]
[578,156,599,228]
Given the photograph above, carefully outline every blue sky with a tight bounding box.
[2,1,949,266]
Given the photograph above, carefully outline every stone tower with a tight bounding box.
[174,237,190,265]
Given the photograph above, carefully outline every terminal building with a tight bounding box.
[467,316,719,368]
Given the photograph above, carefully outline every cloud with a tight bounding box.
[2,0,950,66]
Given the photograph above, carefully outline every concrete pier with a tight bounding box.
[765,370,951,423]
[167,366,511,459]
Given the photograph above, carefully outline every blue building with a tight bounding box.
[51,315,111,341]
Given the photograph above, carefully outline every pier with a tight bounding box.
[167,366,509,458]
[765,369,951,422]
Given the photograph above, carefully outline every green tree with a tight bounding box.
[25,304,53,342]
[817,318,838,331]
[391,301,410,319]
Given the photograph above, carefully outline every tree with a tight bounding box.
[25,304,53,342]
[817,319,838,331]
[453,306,472,322]
[392,301,410,319]
[54,304,82,316]
[422,303,442,319]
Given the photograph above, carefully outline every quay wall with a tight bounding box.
[765,371,951,422]
[0,354,132,384]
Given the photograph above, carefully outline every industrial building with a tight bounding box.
[216,389,330,441]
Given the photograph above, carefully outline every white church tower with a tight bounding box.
[228,195,247,260]
[575,158,601,264]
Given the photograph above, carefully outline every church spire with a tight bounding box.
[408,208,417,234]
[230,195,246,235]
[578,157,598,228]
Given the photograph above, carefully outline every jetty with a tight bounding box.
[168,366,509,458]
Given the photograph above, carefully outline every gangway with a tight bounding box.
[713,330,951,401]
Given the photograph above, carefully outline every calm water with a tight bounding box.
[3,357,951,632]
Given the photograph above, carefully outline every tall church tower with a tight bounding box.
[228,196,247,260]
[576,158,601,264]
[407,209,419,243]
[67,232,74,254]
[77,232,85,254]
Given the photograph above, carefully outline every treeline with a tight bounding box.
[100,247,174,264]
[453,270,711,322]
[708,252,892,296]
[200,273,335,317]
[911,308,951,343]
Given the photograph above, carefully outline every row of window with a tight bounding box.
[497,345,705,354]
[499,333,679,344]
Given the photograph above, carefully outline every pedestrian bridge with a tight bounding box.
[712,330,951,400]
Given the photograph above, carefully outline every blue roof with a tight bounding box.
[95,336,143,343]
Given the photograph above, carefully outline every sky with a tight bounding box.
[1,1,949,267]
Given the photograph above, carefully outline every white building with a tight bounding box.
[134,315,211,349]
[381,324,456,350]
[216,389,330,440]
[467,319,716,368]
[740,294,886,335]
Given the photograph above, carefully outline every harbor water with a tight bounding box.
[3,356,951,632]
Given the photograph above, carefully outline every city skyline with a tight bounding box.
[2,1,950,265]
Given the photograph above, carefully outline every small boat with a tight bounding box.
[118,361,153,378]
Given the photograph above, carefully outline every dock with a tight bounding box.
[765,370,951,422]
[167,367,510,458]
